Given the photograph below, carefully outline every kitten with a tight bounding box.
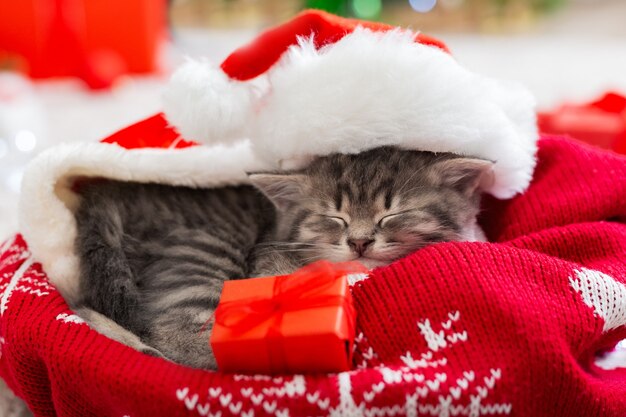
[250,147,493,272]
[75,182,275,368]
[75,147,492,369]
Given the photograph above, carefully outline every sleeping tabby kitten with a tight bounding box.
[75,182,275,368]
[75,147,492,369]
[250,147,493,272]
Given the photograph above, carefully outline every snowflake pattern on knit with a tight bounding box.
[0,237,54,316]
[176,375,308,417]
[0,238,29,275]
[330,311,511,417]
[56,313,86,325]
[175,311,511,417]
[353,331,382,370]
[569,268,626,333]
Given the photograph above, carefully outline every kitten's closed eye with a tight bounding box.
[377,210,413,228]
[324,215,348,227]
[249,146,491,268]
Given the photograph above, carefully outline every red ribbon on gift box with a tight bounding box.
[215,261,361,333]
[213,260,365,373]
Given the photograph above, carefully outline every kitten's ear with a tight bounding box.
[431,158,495,196]
[248,173,307,210]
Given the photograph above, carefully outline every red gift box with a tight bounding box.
[538,92,626,155]
[210,261,366,374]
[0,0,166,89]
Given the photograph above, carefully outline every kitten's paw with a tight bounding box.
[139,345,168,359]
[75,306,165,358]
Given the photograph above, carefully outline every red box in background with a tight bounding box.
[211,261,366,375]
[538,92,626,155]
[0,0,166,89]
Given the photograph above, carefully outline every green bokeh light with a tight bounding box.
[306,0,347,15]
[351,0,382,19]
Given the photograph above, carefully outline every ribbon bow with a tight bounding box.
[215,261,364,335]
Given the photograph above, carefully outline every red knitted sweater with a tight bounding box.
[1,135,625,417]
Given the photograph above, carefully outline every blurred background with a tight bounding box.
[0,0,625,239]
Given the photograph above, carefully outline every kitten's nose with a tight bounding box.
[348,239,374,256]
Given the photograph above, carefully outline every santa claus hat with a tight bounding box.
[163,10,538,199]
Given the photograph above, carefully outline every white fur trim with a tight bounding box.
[250,28,538,199]
[162,59,254,144]
[164,29,537,199]
[166,28,538,198]
[19,141,270,303]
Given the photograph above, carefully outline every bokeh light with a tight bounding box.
[409,0,437,13]
[352,0,382,19]
[14,130,37,152]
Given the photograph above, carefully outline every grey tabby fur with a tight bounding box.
[76,182,276,368]
[75,147,493,369]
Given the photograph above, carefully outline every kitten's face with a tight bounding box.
[251,147,493,269]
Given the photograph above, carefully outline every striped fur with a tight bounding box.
[75,147,491,369]
[76,181,275,369]
[251,147,492,270]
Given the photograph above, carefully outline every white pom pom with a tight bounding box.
[162,59,253,144]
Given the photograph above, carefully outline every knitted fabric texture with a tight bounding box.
[0,136,625,416]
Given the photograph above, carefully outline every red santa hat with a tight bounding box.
[163,10,538,199]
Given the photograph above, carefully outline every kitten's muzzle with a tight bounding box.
[348,239,374,256]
